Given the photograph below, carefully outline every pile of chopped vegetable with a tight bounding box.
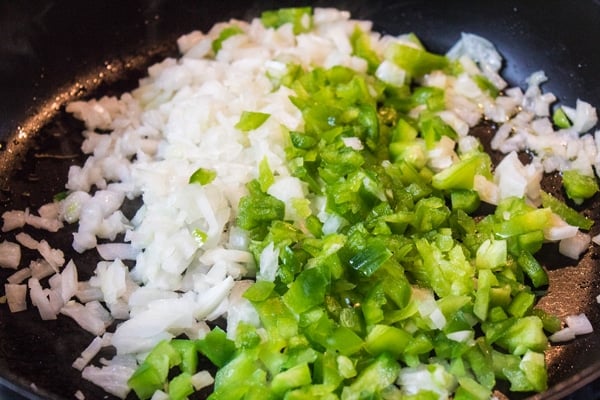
[1,6,600,400]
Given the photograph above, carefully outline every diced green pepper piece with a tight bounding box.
[127,362,164,400]
[236,180,285,233]
[364,324,412,358]
[432,152,492,191]
[346,353,400,396]
[212,25,244,53]
[451,189,481,213]
[350,26,381,73]
[475,239,507,270]
[507,291,536,318]
[541,190,593,230]
[519,350,548,392]
[562,169,599,205]
[171,339,198,375]
[517,251,548,288]
[386,42,449,77]
[189,167,217,185]
[243,280,275,302]
[473,75,500,98]
[169,372,194,400]
[271,363,312,395]
[282,266,329,314]
[145,340,182,382]
[196,327,236,368]
[327,326,364,356]
[531,308,561,333]
[235,111,270,131]
[495,316,548,355]
[552,107,571,129]
[494,208,552,238]
[455,376,492,400]
[348,239,392,277]
[261,7,313,34]
[258,157,274,192]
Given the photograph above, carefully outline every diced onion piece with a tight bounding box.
[4,284,27,313]
[61,300,113,336]
[559,231,591,259]
[7,267,32,284]
[0,241,21,269]
[549,327,576,343]
[1,210,26,232]
[28,278,58,320]
[15,232,40,249]
[81,364,135,399]
[73,336,104,371]
[191,370,215,391]
[565,313,594,335]
[96,243,138,261]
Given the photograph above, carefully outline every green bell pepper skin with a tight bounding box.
[212,26,244,53]
[261,7,313,34]
[196,327,236,368]
[386,42,449,77]
[345,353,401,397]
[189,167,217,185]
[540,190,593,230]
[127,362,165,400]
[235,111,271,132]
[168,372,195,400]
[552,107,571,128]
[562,169,600,204]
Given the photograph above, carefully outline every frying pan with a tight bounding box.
[1,0,600,399]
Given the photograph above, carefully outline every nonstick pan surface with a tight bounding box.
[1,1,600,399]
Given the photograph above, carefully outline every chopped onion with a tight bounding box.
[1,210,26,232]
[549,327,576,343]
[191,370,214,391]
[73,336,104,371]
[7,267,32,284]
[4,284,27,313]
[81,364,135,399]
[566,313,594,335]
[15,232,39,249]
[96,243,138,261]
[559,231,591,259]
[0,241,21,269]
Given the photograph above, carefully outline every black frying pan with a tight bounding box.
[1,1,600,399]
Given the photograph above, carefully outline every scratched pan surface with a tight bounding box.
[1,1,600,399]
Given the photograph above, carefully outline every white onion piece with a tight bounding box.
[61,260,79,303]
[559,231,591,259]
[0,241,21,269]
[566,313,594,335]
[37,240,65,272]
[7,267,32,284]
[4,284,27,313]
[81,364,135,399]
[30,259,55,280]
[73,336,104,371]
[150,391,169,400]
[1,210,26,232]
[28,278,58,320]
[25,213,63,232]
[191,370,214,391]
[61,300,113,336]
[96,243,138,261]
[549,327,576,343]
[15,232,39,249]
